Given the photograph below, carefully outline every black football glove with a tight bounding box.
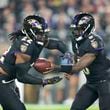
[42,76,62,87]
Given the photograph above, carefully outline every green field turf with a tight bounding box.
[0,104,99,110]
[26,104,99,110]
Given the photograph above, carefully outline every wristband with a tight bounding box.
[60,65,73,73]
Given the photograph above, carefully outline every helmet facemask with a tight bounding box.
[28,28,48,45]
[70,25,88,41]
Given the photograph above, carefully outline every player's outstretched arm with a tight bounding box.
[52,52,96,74]
[15,53,62,86]
[15,52,43,84]
[45,38,67,54]
[60,53,96,74]
[16,62,62,86]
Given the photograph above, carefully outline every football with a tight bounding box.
[33,58,53,74]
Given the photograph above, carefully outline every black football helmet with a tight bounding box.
[70,13,95,41]
[23,15,50,45]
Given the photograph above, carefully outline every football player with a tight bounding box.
[59,13,110,110]
[0,15,66,110]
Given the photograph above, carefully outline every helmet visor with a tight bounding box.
[70,25,84,37]
[30,28,48,42]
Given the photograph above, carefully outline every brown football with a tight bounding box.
[33,58,52,74]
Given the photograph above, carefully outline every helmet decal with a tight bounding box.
[78,17,89,25]
[28,19,42,29]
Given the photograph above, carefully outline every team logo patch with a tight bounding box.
[20,44,28,52]
[91,41,98,48]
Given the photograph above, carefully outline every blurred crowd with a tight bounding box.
[0,0,110,105]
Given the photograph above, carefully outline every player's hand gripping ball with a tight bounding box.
[33,58,53,74]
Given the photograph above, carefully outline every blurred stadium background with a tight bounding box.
[0,0,110,110]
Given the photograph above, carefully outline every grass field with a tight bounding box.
[26,104,99,110]
[0,104,99,110]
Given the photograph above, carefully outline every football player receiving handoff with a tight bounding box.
[59,13,110,110]
[0,15,66,110]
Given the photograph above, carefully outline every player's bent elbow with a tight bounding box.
[16,74,26,83]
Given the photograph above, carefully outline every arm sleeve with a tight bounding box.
[15,62,43,85]
[45,39,67,54]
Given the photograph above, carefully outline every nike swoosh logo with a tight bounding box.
[2,80,14,84]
